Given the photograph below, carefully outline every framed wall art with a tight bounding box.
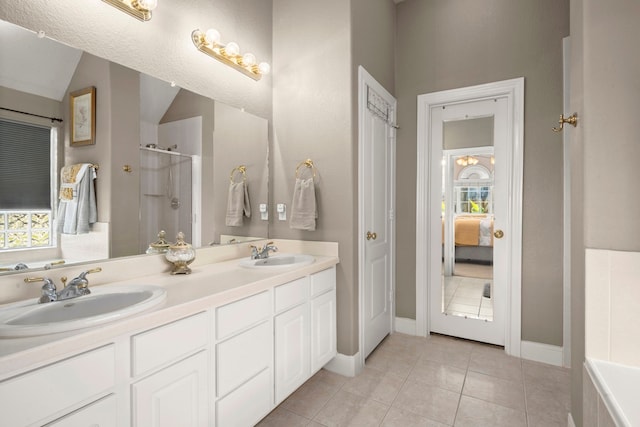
[69,86,96,146]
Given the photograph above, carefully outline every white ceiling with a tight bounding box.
[0,20,82,101]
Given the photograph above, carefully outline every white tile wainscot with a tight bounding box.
[0,239,338,427]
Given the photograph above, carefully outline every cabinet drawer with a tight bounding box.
[274,277,308,313]
[216,368,272,427]
[310,266,336,297]
[217,320,271,398]
[46,394,117,427]
[216,291,270,340]
[131,312,208,377]
[0,345,115,427]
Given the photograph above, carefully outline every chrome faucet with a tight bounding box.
[250,242,278,260]
[24,267,102,304]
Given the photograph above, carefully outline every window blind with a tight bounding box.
[0,119,52,209]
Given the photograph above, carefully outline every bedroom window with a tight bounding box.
[0,118,56,250]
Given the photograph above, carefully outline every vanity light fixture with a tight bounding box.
[191,28,270,81]
[456,155,479,166]
[102,0,158,22]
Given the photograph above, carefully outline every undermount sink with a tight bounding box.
[239,254,315,269]
[0,285,166,337]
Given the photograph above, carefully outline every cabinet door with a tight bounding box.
[311,289,337,373]
[274,303,310,404]
[132,351,208,427]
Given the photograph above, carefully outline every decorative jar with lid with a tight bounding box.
[165,232,196,274]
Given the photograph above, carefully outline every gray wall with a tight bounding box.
[271,0,396,356]
[570,0,640,424]
[395,0,569,347]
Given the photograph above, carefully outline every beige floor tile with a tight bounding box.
[468,346,522,382]
[341,366,405,405]
[523,360,570,394]
[525,382,570,425]
[454,395,526,427]
[462,370,525,411]
[527,413,569,427]
[381,407,450,427]
[411,357,467,393]
[421,344,471,370]
[313,368,349,388]
[256,407,312,427]
[392,379,460,425]
[365,347,417,379]
[281,376,341,419]
[313,389,389,427]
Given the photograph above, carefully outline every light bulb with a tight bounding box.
[205,28,221,45]
[138,0,158,11]
[258,62,270,75]
[225,42,240,56]
[242,53,256,66]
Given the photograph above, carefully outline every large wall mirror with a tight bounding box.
[0,19,269,275]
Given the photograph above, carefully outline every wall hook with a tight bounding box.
[552,113,578,132]
[123,165,132,173]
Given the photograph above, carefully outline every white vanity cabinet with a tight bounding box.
[0,259,338,427]
[310,268,337,372]
[215,291,274,427]
[130,312,210,427]
[0,345,116,427]
[274,267,336,404]
[132,351,208,427]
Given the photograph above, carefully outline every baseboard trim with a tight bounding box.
[394,317,417,335]
[568,412,576,427]
[323,352,362,377]
[521,340,564,367]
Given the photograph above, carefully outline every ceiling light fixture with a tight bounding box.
[191,28,270,81]
[102,0,158,22]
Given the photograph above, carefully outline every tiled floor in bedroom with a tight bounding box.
[258,333,570,427]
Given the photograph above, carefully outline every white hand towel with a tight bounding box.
[290,178,317,231]
[225,181,251,226]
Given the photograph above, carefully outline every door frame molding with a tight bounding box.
[357,66,396,371]
[416,78,524,357]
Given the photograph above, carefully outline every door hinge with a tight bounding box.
[389,209,395,221]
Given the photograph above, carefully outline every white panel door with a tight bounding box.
[362,84,395,359]
[132,351,208,427]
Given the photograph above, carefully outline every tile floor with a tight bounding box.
[443,275,493,320]
[258,333,571,427]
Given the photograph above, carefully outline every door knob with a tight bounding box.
[366,231,377,240]
[494,229,504,239]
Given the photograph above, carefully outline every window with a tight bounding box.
[0,119,54,250]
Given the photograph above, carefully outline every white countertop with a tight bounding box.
[0,245,338,380]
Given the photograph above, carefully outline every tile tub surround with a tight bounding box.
[0,239,338,379]
[259,333,571,427]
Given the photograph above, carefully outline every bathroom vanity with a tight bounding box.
[0,240,338,427]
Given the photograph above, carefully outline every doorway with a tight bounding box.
[358,66,396,363]
[416,78,524,355]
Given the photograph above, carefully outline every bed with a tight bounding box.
[443,215,494,264]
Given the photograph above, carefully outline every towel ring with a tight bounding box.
[230,165,247,183]
[295,159,317,179]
